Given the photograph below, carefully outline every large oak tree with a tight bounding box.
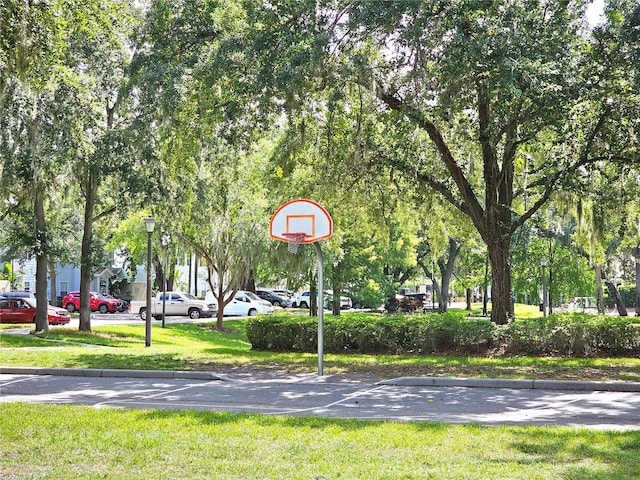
[216,0,639,323]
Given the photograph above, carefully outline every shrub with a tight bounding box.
[497,313,640,356]
[247,312,494,355]
[245,316,317,351]
[247,312,640,357]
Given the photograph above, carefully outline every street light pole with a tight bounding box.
[144,216,156,347]
[541,257,548,317]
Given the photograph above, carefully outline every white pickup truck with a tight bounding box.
[130,292,217,321]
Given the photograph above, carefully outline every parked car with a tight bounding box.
[294,290,352,309]
[405,292,429,307]
[271,289,296,302]
[255,289,292,307]
[0,290,36,300]
[223,290,275,316]
[0,297,71,325]
[386,294,426,313]
[61,291,119,314]
[293,291,310,308]
[326,292,353,310]
[131,292,217,321]
[100,293,128,312]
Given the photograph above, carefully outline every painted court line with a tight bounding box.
[92,380,221,408]
[267,385,388,416]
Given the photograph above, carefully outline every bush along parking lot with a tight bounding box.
[246,312,640,357]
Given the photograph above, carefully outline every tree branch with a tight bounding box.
[368,81,485,225]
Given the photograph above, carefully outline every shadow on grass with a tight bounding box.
[510,428,640,479]
[138,406,450,432]
[0,335,54,347]
[60,352,193,370]
[134,409,640,478]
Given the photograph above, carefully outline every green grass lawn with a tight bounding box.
[1,319,639,381]
[1,403,639,480]
[2,314,640,479]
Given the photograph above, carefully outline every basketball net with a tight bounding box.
[282,233,308,254]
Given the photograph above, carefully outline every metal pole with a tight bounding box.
[145,230,153,347]
[314,242,324,376]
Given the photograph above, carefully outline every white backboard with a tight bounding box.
[270,199,333,243]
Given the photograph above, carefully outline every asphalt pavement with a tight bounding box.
[1,367,639,431]
[2,314,640,431]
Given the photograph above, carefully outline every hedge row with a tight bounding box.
[245,312,640,357]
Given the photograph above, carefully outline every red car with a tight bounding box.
[61,291,119,314]
[0,297,71,325]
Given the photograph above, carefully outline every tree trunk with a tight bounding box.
[27,91,49,333]
[79,169,98,332]
[437,266,448,312]
[482,256,489,316]
[167,259,176,291]
[487,238,513,325]
[215,281,225,331]
[48,261,57,306]
[438,238,459,313]
[605,280,627,316]
[432,276,441,311]
[153,253,164,292]
[330,276,341,316]
[242,271,255,292]
[209,272,238,331]
[310,280,317,317]
[465,288,472,310]
[34,185,49,333]
[548,266,553,315]
[595,265,605,315]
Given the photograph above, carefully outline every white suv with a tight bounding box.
[294,290,352,309]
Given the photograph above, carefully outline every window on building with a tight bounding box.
[24,282,31,292]
[60,281,68,297]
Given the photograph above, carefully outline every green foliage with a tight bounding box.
[498,314,640,356]
[349,278,385,309]
[511,225,596,305]
[248,312,640,358]
[610,286,638,309]
[247,312,493,355]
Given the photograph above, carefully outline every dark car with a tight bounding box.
[255,289,292,308]
[100,293,128,312]
[405,292,429,306]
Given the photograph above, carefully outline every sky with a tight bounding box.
[586,0,605,27]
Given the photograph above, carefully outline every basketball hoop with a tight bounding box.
[270,199,333,376]
[282,232,308,254]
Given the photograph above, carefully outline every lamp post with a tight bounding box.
[161,233,170,328]
[540,257,548,317]
[144,216,155,347]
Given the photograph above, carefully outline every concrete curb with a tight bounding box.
[2,367,639,392]
[379,376,640,392]
[0,366,225,381]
